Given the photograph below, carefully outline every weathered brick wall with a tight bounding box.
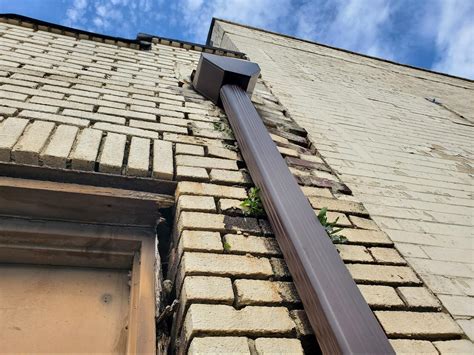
[1,18,472,354]
[211,19,474,351]
[0,20,308,353]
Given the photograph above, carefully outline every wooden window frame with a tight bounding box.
[0,175,174,354]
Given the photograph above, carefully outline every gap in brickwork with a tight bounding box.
[156,206,177,353]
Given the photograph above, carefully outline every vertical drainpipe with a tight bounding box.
[193,53,394,355]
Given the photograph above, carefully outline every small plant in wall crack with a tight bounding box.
[240,187,265,217]
[223,241,232,253]
[317,207,347,244]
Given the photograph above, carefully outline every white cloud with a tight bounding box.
[430,0,474,78]
[64,0,88,26]
[294,0,395,59]
[175,0,291,43]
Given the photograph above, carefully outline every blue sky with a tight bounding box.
[1,0,473,79]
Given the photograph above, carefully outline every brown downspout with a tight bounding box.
[193,53,394,355]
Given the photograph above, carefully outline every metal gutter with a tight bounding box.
[193,53,395,354]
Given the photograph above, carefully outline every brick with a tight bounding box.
[153,139,173,179]
[62,109,126,124]
[98,106,156,121]
[70,128,102,170]
[457,319,473,341]
[311,169,336,180]
[369,247,406,265]
[406,258,472,279]
[389,339,437,354]
[11,74,70,87]
[254,338,303,355]
[0,117,28,161]
[207,145,239,160]
[346,264,421,285]
[178,212,260,234]
[161,92,185,101]
[41,125,79,167]
[438,295,474,317]
[0,90,28,101]
[336,244,373,262]
[176,143,204,156]
[129,119,187,134]
[177,195,216,214]
[0,106,18,116]
[68,95,127,109]
[159,116,188,127]
[420,274,466,296]
[278,146,299,158]
[357,285,404,309]
[163,133,225,148]
[300,185,333,198]
[397,287,441,310]
[98,132,126,174]
[396,243,429,259]
[268,258,290,280]
[290,310,313,336]
[18,110,89,127]
[299,154,324,164]
[290,166,310,178]
[452,277,474,297]
[433,340,474,354]
[343,229,393,246]
[315,210,351,226]
[181,276,234,304]
[375,311,463,339]
[187,113,220,122]
[269,133,289,144]
[41,84,101,98]
[182,304,295,342]
[92,122,158,139]
[235,280,299,306]
[12,120,55,164]
[103,94,151,106]
[178,230,223,254]
[30,96,93,111]
[176,166,209,181]
[126,136,150,176]
[180,252,273,278]
[421,245,473,264]
[176,155,238,170]
[308,197,368,215]
[1,85,65,99]
[176,182,247,199]
[210,169,252,185]
[223,234,281,256]
[188,337,250,355]
[349,215,380,230]
[219,198,243,214]
[155,108,185,118]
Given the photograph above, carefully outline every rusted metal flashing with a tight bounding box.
[193,54,394,354]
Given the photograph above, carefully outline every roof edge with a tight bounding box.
[0,14,246,58]
[208,17,473,83]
